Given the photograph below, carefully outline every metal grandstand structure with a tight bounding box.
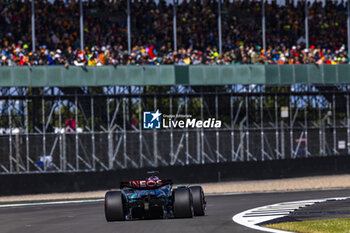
[0,82,349,173]
[27,0,350,57]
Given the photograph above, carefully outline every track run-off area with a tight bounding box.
[1,189,350,233]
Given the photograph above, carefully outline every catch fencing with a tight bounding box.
[0,85,349,174]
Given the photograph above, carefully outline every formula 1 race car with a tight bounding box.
[104,175,206,221]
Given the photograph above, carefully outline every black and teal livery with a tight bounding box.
[104,176,206,221]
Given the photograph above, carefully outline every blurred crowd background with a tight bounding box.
[0,0,348,66]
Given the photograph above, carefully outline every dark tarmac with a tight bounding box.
[1,189,350,233]
[288,198,350,222]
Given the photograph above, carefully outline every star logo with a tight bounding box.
[150,110,161,122]
[143,110,162,129]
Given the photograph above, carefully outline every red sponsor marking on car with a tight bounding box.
[124,179,169,189]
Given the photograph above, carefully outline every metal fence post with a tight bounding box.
[62,131,67,171]
[275,95,279,159]
[123,98,127,167]
[25,99,29,171]
[289,96,293,159]
[153,95,158,167]
[230,93,234,161]
[59,98,63,171]
[281,119,285,159]
[218,0,222,54]
[173,0,177,51]
[260,95,264,161]
[42,98,46,171]
[215,93,220,162]
[80,0,84,51]
[107,98,114,170]
[139,97,143,167]
[185,96,190,165]
[75,95,79,170]
[245,95,249,161]
[240,119,244,161]
[127,0,131,54]
[332,94,337,155]
[305,0,309,49]
[91,96,96,170]
[170,96,174,164]
[304,96,309,157]
[8,100,13,172]
[15,133,20,172]
[31,0,35,51]
[200,95,204,164]
[262,0,266,51]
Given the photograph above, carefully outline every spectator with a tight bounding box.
[65,118,76,133]
[0,0,348,66]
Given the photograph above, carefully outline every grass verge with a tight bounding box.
[263,218,350,233]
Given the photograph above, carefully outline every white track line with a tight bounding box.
[0,192,264,208]
[205,187,349,197]
[0,191,303,208]
[0,199,104,208]
[0,191,241,208]
[0,187,346,208]
[232,196,350,233]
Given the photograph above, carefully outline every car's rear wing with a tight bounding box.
[120,179,172,190]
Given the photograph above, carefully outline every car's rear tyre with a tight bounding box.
[190,186,205,216]
[173,188,193,218]
[105,191,125,221]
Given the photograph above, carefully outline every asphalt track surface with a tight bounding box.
[288,198,350,221]
[1,189,350,233]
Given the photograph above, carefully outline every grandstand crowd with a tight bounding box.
[0,0,349,66]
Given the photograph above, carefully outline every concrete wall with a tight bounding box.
[1,155,350,196]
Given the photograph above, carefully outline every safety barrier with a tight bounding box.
[0,65,349,87]
[1,155,350,196]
